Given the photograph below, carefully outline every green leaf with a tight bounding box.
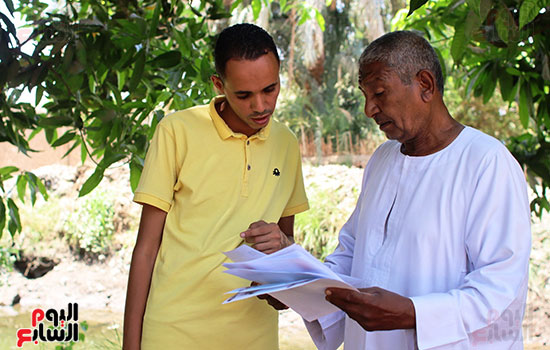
[495,7,516,43]
[51,131,76,147]
[149,0,161,38]
[0,198,6,237]
[200,57,211,82]
[78,168,104,197]
[298,10,310,25]
[101,151,127,168]
[7,198,21,237]
[35,176,49,200]
[62,138,81,159]
[16,175,27,203]
[505,67,521,76]
[38,116,74,127]
[479,0,492,22]
[518,81,532,128]
[151,51,182,69]
[4,0,15,15]
[129,159,142,192]
[35,85,44,106]
[451,22,467,63]
[498,69,515,102]
[408,0,429,16]
[314,9,325,31]
[228,0,242,11]
[117,70,127,91]
[464,10,481,39]
[433,47,447,82]
[465,0,481,17]
[519,0,541,29]
[80,142,87,164]
[26,173,37,205]
[542,54,550,81]
[0,13,16,38]
[156,91,172,104]
[129,50,146,91]
[482,66,497,103]
[252,0,262,19]
[466,63,489,96]
[0,166,19,177]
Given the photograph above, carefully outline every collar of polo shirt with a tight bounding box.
[209,95,272,141]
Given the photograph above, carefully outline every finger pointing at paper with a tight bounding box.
[324,286,416,331]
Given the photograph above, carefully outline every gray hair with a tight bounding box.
[358,31,444,94]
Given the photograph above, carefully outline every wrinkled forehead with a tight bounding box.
[358,62,396,87]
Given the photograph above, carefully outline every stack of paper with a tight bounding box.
[222,244,357,322]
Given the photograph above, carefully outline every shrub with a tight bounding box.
[294,164,362,260]
[63,190,115,260]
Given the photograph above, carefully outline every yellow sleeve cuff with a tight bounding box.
[133,192,171,213]
[281,202,309,217]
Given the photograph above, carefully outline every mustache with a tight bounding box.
[249,110,273,118]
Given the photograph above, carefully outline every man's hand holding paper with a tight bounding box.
[222,244,359,321]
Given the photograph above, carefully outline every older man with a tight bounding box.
[305,31,531,349]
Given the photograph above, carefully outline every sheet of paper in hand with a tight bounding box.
[222,244,358,322]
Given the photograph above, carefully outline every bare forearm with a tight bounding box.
[123,204,166,350]
[123,248,158,350]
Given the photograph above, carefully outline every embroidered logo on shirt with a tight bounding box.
[273,168,280,176]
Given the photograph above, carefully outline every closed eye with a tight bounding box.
[236,93,250,99]
[263,83,278,93]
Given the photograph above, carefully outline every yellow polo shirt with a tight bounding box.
[133,96,309,349]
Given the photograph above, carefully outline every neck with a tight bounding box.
[401,105,464,156]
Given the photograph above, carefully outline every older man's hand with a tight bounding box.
[240,220,293,254]
[324,286,416,331]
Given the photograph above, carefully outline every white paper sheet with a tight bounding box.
[222,244,358,321]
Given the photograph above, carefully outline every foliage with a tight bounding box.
[63,189,115,260]
[0,0,229,240]
[270,1,381,154]
[0,245,17,285]
[446,76,523,140]
[394,0,550,217]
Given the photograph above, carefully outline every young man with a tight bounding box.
[123,23,309,350]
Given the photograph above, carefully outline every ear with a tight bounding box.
[211,75,224,95]
[416,69,436,102]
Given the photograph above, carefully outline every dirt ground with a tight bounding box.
[0,164,548,349]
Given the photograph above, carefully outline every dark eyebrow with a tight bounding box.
[263,82,278,90]
[234,81,278,95]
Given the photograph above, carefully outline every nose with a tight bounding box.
[251,94,267,113]
[364,97,379,119]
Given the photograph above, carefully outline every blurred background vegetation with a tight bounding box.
[0,0,549,262]
[1,1,549,348]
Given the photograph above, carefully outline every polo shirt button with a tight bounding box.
[247,165,251,170]
[247,140,250,145]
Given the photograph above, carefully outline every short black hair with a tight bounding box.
[214,23,280,78]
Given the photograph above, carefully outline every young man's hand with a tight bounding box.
[240,220,293,254]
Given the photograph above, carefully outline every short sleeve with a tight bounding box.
[133,121,185,212]
[281,147,309,217]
